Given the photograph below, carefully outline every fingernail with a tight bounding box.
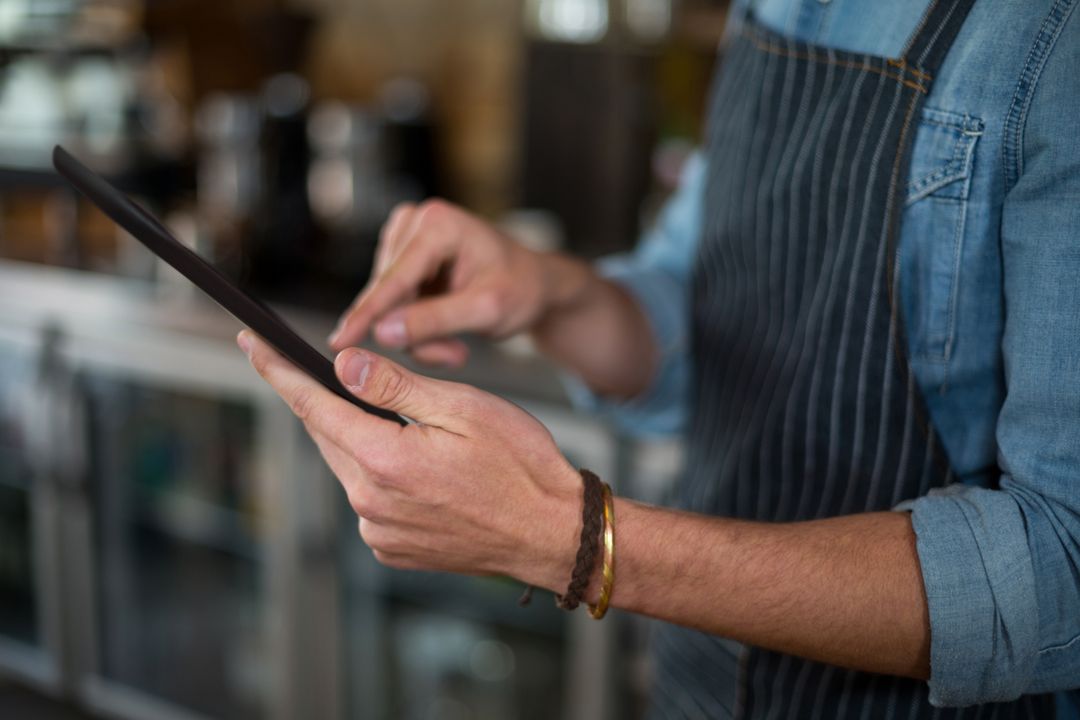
[341,351,371,389]
[374,310,407,348]
[237,332,252,357]
[327,325,342,346]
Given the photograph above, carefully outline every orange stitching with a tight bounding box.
[746,33,930,94]
[887,58,933,82]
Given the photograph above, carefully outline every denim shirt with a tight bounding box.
[567,0,1080,710]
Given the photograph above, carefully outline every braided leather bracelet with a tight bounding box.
[555,469,605,610]
[518,469,605,609]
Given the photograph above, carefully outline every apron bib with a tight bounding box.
[650,1,1055,716]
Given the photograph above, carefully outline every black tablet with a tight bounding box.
[53,145,406,426]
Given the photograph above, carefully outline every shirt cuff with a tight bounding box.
[560,257,690,437]
[895,483,1039,706]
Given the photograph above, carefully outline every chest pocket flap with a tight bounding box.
[906,107,983,205]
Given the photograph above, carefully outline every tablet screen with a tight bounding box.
[52,145,406,426]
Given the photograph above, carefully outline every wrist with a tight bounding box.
[534,251,595,318]
[514,467,619,609]
[536,490,621,609]
[511,463,589,594]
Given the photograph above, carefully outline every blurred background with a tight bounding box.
[0,0,726,717]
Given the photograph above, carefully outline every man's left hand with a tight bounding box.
[237,329,582,590]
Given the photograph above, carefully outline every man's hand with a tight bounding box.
[238,329,583,588]
[328,200,556,367]
[239,329,932,680]
[327,198,659,400]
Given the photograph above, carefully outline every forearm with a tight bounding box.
[530,252,659,400]
[524,499,931,680]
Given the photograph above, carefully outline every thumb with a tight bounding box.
[334,348,465,427]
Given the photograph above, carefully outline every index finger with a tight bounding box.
[329,224,458,351]
[238,330,403,463]
[374,202,421,277]
[328,204,421,348]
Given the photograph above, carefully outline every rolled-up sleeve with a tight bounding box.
[895,18,1080,707]
[562,152,706,437]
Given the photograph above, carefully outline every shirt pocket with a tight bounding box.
[901,106,984,363]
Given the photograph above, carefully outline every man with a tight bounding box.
[238,0,1080,715]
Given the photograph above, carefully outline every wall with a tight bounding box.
[300,0,524,215]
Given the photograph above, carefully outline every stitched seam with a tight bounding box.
[921,105,984,130]
[744,32,930,94]
[907,119,984,199]
[1002,0,1079,193]
[905,109,984,201]
[1041,631,1080,655]
[892,61,937,87]
[920,117,983,133]
[906,134,978,201]
[940,162,973,365]
[909,169,960,200]
[887,58,933,82]
[906,196,965,364]
[908,161,965,198]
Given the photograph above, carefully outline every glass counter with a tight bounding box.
[84,374,267,719]
[0,341,38,648]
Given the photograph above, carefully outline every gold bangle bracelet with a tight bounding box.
[588,483,616,620]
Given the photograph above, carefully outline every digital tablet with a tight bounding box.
[53,145,407,426]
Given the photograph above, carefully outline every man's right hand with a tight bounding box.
[330,197,656,401]
[328,199,555,367]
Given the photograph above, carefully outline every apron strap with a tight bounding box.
[901,0,978,73]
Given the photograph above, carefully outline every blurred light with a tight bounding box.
[0,0,27,41]
[652,136,694,188]
[307,158,354,223]
[195,94,262,218]
[625,0,671,41]
[306,103,390,231]
[307,101,355,153]
[66,58,130,155]
[379,77,430,124]
[195,94,261,147]
[530,0,609,43]
[0,59,65,163]
[263,73,309,118]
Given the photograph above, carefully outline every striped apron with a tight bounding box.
[649,0,1056,717]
